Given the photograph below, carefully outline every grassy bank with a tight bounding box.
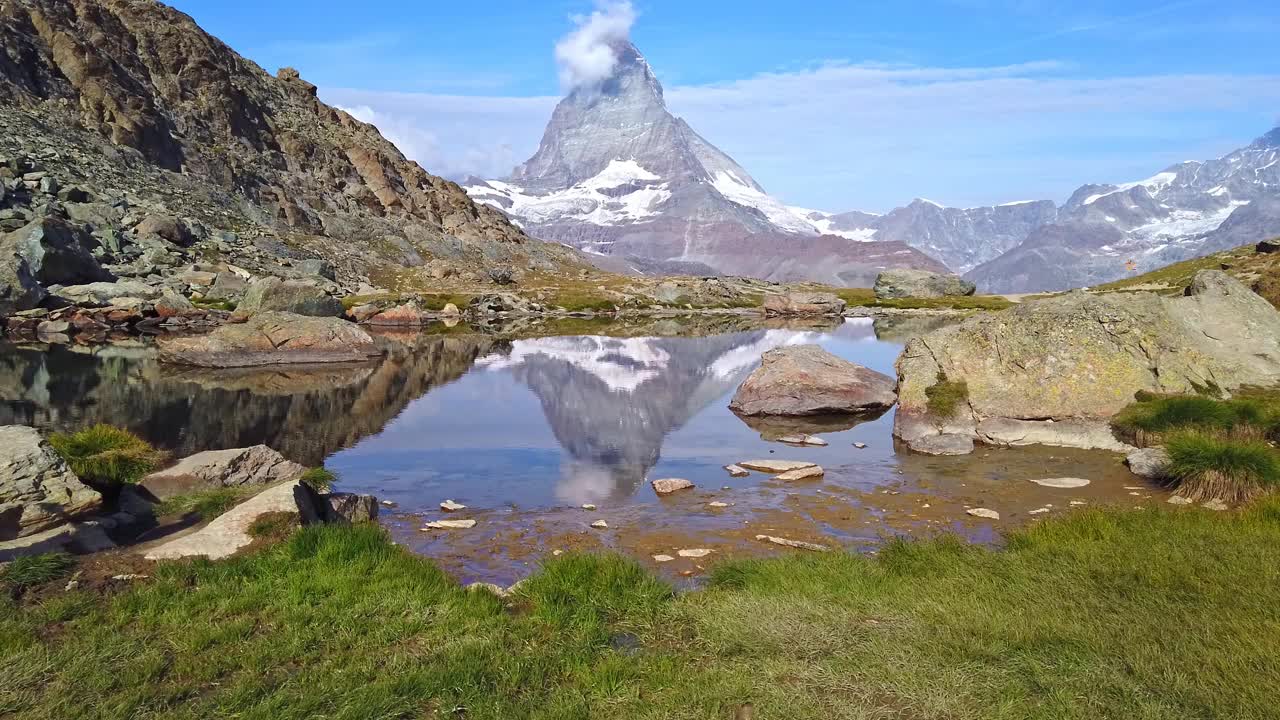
[4,499,1279,719]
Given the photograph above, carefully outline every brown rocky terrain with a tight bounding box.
[0,0,589,303]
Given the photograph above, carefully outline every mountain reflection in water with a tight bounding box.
[0,317,911,509]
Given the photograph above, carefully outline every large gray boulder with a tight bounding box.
[0,426,103,540]
[0,253,44,314]
[730,344,897,416]
[144,480,321,561]
[762,292,847,316]
[894,270,1280,454]
[2,217,112,287]
[140,445,307,500]
[53,280,162,305]
[874,269,976,300]
[232,276,343,319]
[158,312,382,367]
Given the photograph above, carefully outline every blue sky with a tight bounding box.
[172,0,1280,211]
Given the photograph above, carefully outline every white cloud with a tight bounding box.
[323,62,1280,209]
[554,1,637,92]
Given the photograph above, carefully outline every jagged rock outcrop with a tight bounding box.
[140,445,307,500]
[894,270,1280,454]
[874,269,976,300]
[730,345,897,417]
[0,425,102,539]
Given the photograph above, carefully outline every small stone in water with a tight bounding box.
[737,459,817,474]
[1029,508,1050,515]
[423,519,476,530]
[1030,477,1091,489]
[677,548,713,558]
[723,464,750,477]
[1167,496,1194,506]
[552,549,564,556]
[774,465,824,481]
[440,499,467,512]
[653,554,675,563]
[582,504,597,511]
[590,520,609,529]
[755,535,831,552]
[966,508,1000,520]
[708,501,729,508]
[1070,501,1087,506]
[853,442,867,449]
[651,477,694,495]
[380,500,397,507]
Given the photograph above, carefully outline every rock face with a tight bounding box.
[232,277,343,319]
[2,217,111,288]
[144,480,321,561]
[0,425,102,539]
[158,312,382,367]
[874,269,976,299]
[762,292,847,316]
[140,445,307,500]
[321,493,379,523]
[730,345,897,416]
[894,271,1280,454]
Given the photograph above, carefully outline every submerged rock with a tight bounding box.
[894,271,1280,455]
[651,478,694,495]
[723,464,750,477]
[755,535,831,552]
[158,312,383,367]
[0,426,103,540]
[774,465,825,481]
[966,508,1000,520]
[1029,477,1091,489]
[423,518,477,530]
[730,344,896,417]
[874,269,975,299]
[1126,448,1171,480]
[737,459,817,474]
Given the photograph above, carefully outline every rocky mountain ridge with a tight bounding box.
[0,0,587,309]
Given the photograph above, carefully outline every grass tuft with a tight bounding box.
[154,487,249,520]
[300,467,337,491]
[1111,392,1280,446]
[47,424,165,488]
[247,512,300,541]
[924,372,969,419]
[1,553,75,592]
[1165,431,1280,503]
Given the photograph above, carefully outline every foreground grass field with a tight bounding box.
[3,500,1279,719]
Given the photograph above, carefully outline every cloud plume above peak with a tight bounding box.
[554,1,636,93]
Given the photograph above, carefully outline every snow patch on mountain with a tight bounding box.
[709,171,818,235]
[1083,171,1179,205]
[466,159,672,227]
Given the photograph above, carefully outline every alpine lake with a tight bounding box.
[0,314,1163,586]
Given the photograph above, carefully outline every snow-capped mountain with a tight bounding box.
[465,41,946,285]
[965,126,1280,293]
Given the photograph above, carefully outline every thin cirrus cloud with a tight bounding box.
[324,59,1280,211]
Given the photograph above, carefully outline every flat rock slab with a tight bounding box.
[1029,477,1091,489]
[755,534,832,552]
[776,434,828,446]
[651,478,694,495]
[966,508,1001,520]
[677,548,713,558]
[731,344,897,417]
[145,481,318,560]
[723,464,750,477]
[158,311,382,367]
[440,500,467,512]
[775,465,825,481]
[141,445,306,500]
[906,434,975,456]
[737,460,818,474]
[423,519,477,530]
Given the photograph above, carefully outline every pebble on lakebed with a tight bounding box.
[1029,478,1090,488]
[723,464,750,477]
[591,520,609,529]
[440,499,467,512]
[774,465,825,481]
[422,519,476,530]
[677,548,713,558]
[966,508,1000,520]
[737,459,817,473]
[651,478,694,495]
[755,535,831,552]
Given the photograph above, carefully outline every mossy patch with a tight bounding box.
[925,372,969,419]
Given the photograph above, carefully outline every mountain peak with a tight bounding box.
[1255,125,1280,149]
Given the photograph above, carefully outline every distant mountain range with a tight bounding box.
[465,41,1280,291]
[464,42,946,286]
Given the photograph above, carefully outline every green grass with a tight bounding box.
[1165,431,1280,504]
[246,512,301,541]
[47,425,165,488]
[4,504,1280,718]
[925,372,969,419]
[1111,392,1280,446]
[836,287,1015,311]
[0,553,75,593]
[154,488,251,520]
[300,467,337,491]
